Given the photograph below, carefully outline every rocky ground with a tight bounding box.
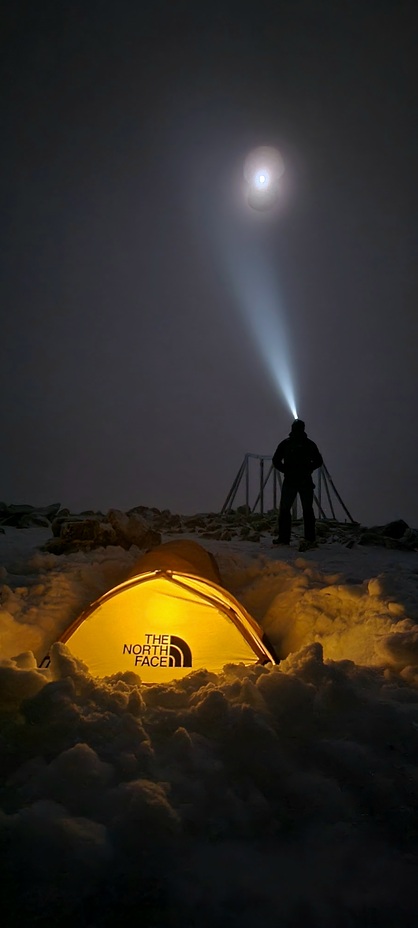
[1,501,418,554]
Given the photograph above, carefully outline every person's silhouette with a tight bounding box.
[272,419,323,547]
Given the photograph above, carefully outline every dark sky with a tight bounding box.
[1,0,417,524]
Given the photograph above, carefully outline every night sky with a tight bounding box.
[1,1,417,524]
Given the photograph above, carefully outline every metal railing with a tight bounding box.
[222,454,355,522]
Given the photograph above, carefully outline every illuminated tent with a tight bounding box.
[54,539,277,683]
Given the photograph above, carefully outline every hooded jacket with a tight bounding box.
[273,431,323,482]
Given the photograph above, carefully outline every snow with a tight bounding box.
[1,526,418,925]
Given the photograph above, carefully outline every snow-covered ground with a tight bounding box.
[2,527,418,926]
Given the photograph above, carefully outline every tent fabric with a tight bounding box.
[56,540,277,683]
[128,538,222,585]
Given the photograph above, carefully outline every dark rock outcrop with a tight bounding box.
[359,519,418,550]
[2,496,416,554]
[43,508,161,554]
[0,502,62,528]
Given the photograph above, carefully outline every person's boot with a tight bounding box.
[298,539,318,552]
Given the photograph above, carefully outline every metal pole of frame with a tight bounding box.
[278,474,284,523]
[322,469,336,520]
[318,467,322,520]
[313,492,328,520]
[260,457,264,514]
[252,463,274,513]
[245,455,250,511]
[221,457,247,513]
[323,464,356,523]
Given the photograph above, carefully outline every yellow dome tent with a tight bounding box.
[54,539,277,683]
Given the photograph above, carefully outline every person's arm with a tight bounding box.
[309,442,323,472]
[272,440,286,471]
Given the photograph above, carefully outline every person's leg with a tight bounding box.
[276,480,297,543]
[299,481,316,542]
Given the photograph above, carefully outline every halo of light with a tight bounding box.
[254,170,270,191]
[244,146,285,211]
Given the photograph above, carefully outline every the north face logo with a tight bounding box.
[123,634,192,668]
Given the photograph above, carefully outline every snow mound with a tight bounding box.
[1,528,418,925]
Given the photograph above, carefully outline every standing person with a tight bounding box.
[272,419,323,549]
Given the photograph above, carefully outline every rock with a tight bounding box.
[182,515,207,530]
[61,520,117,546]
[107,509,160,548]
[51,512,74,536]
[401,528,418,549]
[368,519,409,539]
[316,521,330,537]
[107,508,131,535]
[200,530,224,540]
[44,537,112,555]
[359,530,410,550]
[382,519,410,539]
[0,502,62,528]
[42,537,72,554]
[20,514,52,528]
[126,505,155,520]
[251,518,272,532]
[359,531,386,547]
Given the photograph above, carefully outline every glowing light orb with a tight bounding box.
[244,146,284,210]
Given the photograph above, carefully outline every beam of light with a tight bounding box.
[223,233,298,420]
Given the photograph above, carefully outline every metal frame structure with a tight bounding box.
[222,454,355,523]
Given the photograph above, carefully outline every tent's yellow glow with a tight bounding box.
[57,541,276,683]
